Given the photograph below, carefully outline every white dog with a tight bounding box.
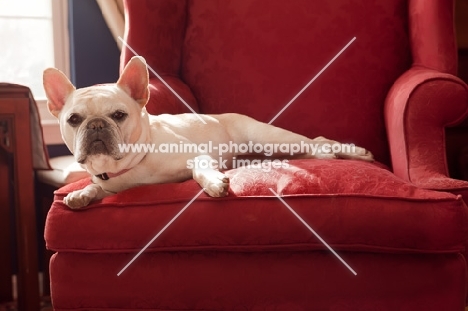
[43,56,373,209]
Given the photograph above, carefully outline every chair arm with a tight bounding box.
[121,0,199,115]
[385,66,468,193]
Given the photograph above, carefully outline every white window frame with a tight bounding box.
[38,0,70,145]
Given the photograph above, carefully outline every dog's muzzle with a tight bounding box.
[76,118,121,163]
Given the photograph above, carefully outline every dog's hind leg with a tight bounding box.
[214,113,373,161]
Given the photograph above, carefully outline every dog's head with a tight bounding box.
[43,56,150,174]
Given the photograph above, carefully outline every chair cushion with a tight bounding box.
[45,160,468,254]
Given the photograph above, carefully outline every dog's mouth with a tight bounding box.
[75,122,125,164]
[77,139,114,164]
[89,139,108,151]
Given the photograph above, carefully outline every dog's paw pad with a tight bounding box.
[63,190,93,209]
[358,151,374,162]
[203,172,230,197]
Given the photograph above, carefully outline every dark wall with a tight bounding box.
[68,0,120,88]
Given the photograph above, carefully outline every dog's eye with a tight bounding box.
[67,114,83,127]
[111,110,127,121]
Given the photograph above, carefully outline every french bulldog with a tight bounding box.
[43,56,373,209]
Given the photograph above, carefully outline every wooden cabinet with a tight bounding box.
[0,85,40,311]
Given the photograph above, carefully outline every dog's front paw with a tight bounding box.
[62,183,107,209]
[202,170,230,197]
[63,190,95,209]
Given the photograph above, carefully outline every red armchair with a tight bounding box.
[45,0,468,310]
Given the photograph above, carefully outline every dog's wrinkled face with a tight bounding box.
[43,56,150,172]
[60,86,136,164]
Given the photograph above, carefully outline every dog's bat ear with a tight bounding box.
[43,68,76,118]
[117,56,149,108]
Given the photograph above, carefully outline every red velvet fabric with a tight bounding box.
[46,160,468,309]
[46,0,468,309]
[45,160,467,253]
[385,67,468,198]
[181,0,411,166]
[49,252,466,310]
[121,0,200,114]
[409,0,458,74]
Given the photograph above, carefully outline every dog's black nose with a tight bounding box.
[87,118,107,130]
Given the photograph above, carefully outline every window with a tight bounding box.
[0,0,69,144]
